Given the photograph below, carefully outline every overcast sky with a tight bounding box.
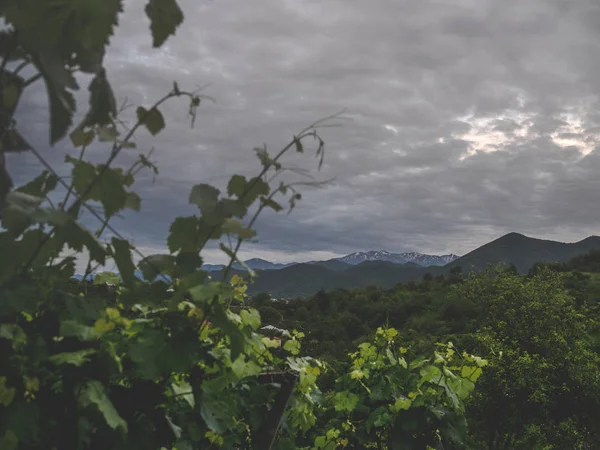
[9,0,600,264]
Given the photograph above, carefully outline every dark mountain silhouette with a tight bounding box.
[222,233,600,298]
[79,233,600,298]
[448,232,600,273]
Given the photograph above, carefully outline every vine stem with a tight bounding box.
[197,111,345,335]
[20,87,203,275]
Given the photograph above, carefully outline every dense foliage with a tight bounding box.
[254,260,600,448]
[0,1,484,449]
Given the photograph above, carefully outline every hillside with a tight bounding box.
[449,232,600,273]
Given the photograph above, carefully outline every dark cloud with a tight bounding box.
[8,0,600,265]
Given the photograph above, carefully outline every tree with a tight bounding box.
[452,268,600,449]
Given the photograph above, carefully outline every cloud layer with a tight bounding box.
[9,0,600,264]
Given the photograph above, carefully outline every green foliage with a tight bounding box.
[0,2,484,449]
[303,329,485,449]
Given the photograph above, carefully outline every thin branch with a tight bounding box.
[12,60,29,75]
[23,72,42,88]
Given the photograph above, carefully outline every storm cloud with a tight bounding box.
[8,0,600,265]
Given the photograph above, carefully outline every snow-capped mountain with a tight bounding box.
[332,250,459,267]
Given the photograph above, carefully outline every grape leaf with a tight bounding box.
[145,0,184,48]
[79,68,117,128]
[111,238,136,287]
[136,106,165,135]
[78,381,127,432]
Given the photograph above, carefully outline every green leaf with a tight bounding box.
[448,377,475,400]
[211,302,246,360]
[36,52,77,145]
[0,377,16,407]
[333,391,359,412]
[98,126,118,142]
[461,366,483,382]
[3,83,20,109]
[283,339,301,355]
[125,192,141,211]
[136,106,166,135]
[0,430,17,450]
[240,309,261,330]
[56,218,106,264]
[70,160,130,217]
[17,170,59,198]
[241,177,269,207]
[167,216,199,253]
[219,198,247,218]
[145,0,184,48]
[419,365,442,385]
[0,324,27,350]
[386,348,397,365]
[60,320,100,341]
[78,380,127,432]
[368,406,392,428]
[189,184,220,213]
[392,396,412,412]
[261,196,283,212]
[174,251,203,277]
[227,175,247,197]
[79,69,117,128]
[171,381,194,408]
[221,218,256,240]
[111,238,136,287]
[139,254,175,282]
[49,349,96,366]
[1,191,42,235]
[69,128,95,147]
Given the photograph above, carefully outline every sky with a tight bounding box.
[9,0,600,265]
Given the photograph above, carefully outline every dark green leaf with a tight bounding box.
[60,320,100,341]
[2,83,20,109]
[219,198,247,218]
[261,196,283,212]
[211,301,246,360]
[49,349,96,367]
[125,192,141,211]
[189,184,220,213]
[145,0,184,48]
[167,216,199,253]
[78,381,127,432]
[136,106,166,135]
[242,177,269,207]
[56,218,106,264]
[79,69,117,128]
[227,175,247,197]
[138,254,175,282]
[97,125,118,142]
[111,237,136,287]
[69,128,96,147]
[71,161,129,217]
[174,251,203,277]
[36,52,77,145]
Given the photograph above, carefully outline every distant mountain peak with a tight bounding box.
[334,250,459,267]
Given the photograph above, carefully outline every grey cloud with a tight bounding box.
[7,0,600,264]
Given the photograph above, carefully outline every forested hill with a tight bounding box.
[446,232,600,273]
[250,250,600,448]
[212,232,600,298]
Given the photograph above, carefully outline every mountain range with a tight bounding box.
[76,233,600,299]
[208,233,600,298]
[200,250,460,272]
